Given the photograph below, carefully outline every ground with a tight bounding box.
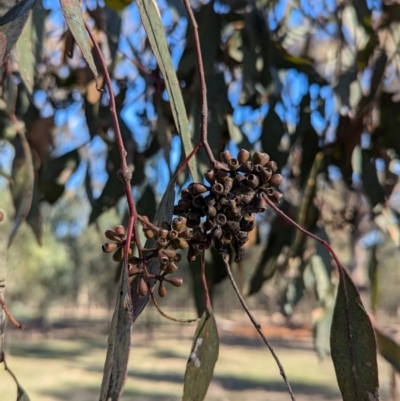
[0,312,394,400]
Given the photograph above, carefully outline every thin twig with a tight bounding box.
[221,253,296,401]
[0,292,24,330]
[86,22,141,305]
[181,0,215,164]
[149,292,197,323]
[201,250,212,311]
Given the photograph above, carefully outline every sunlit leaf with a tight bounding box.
[182,306,219,401]
[60,0,98,80]
[136,0,199,181]
[0,0,36,65]
[330,267,379,401]
[99,260,132,401]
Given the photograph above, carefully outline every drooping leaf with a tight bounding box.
[136,0,199,181]
[40,148,80,204]
[330,267,379,401]
[59,0,98,81]
[130,176,176,322]
[0,0,36,65]
[3,357,31,401]
[182,306,219,401]
[375,325,400,374]
[99,260,132,401]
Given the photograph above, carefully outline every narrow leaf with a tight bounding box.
[330,267,379,401]
[182,306,219,401]
[4,357,31,401]
[60,0,98,80]
[136,0,199,181]
[99,261,132,401]
[0,0,36,65]
[375,325,400,374]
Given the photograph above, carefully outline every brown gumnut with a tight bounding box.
[245,174,260,188]
[167,230,178,241]
[105,229,121,242]
[157,237,168,249]
[192,195,205,208]
[225,221,241,235]
[102,242,118,253]
[168,277,183,287]
[253,196,267,212]
[209,225,223,240]
[240,215,255,232]
[192,242,210,252]
[178,198,192,210]
[204,169,215,184]
[166,262,178,274]
[216,213,227,226]
[187,212,201,228]
[207,205,217,217]
[265,160,278,172]
[172,216,186,231]
[266,189,283,203]
[227,207,241,219]
[239,187,256,204]
[192,183,209,195]
[0,211,4,222]
[223,177,233,194]
[204,219,215,232]
[221,232,232,245]
[156,229,169,239]
[212,182,224,196]
[112,246,124,262]
[213,160,230,171]
[220,150,232,163]
[114,225,125,237]
[227,158,240,171]
[237,149,250,164]
[215,169,229,183]
[258,167,273,184]
[269,174,283,187]
[177,238,189,250]
[252,151,270,166]
[204,194,216,206]
[158,283,167,297]
[138,278,148,297]
[158,251,169,268]
[179,228,193,240]
[233,174,246,187]
[173,205,185,215]
[161,221,171,231]
[143,227,154,239]
[239,161,253,173]
[187,247,197,263]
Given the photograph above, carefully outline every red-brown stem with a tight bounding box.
[200,250,212,311]
[181,0,215,164]
[86,22,140,308]
[0,293,24,330]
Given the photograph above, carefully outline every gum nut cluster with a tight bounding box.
[173,149,283,263]
[101,225,131,262]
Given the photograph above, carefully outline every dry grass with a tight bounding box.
[0,315,394,401]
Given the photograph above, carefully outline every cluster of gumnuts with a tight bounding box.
[102,223,184,299]
[102,149,284,297]
[173,149,283,262]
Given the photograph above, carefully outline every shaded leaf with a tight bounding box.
[60,0,98,80]
[136,185,157,223]
[0,0,36,65]
[375,325,400,374]
[361,149,385,209]
[330,267,379,401]
[136,0,199,181]
[99,261,132,401]
[4,357,31,401]
[182,306,219,401]
[131,176,176,322]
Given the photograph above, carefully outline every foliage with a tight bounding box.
[2,0,400,399]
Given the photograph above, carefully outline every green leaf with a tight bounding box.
[136,0,199,181]
[0,0,36,65]
[375,325,400,373]
[182,306,219,401]
[330,267,379,401]
[99,260,132,401]
[131,177,176,322]
[59,0,98,81]
[4,358,31,401]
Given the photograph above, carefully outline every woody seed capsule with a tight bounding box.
[239,161,253,173]
[166,262,178,274]
[178,198,192,210]
[161,221,171,231]
[143,227,154,239]
[179,228,193,240]
[168,277,183,287]
[258,167,273,184]
[157,237,168,249]
[237,149,250,164]
[215,169,229,183]
[220,150,232,163]
[253,151,270,166]
[245,174,260,188]
[204,169,215,184]
[102,242,118,253]
[265,160,278,172]
[227,158,240,171]
[190,183,208,195]
[213,160,230,171]
[216,213,227,226]
[212,182,224,196]
[192,195,205,208]
[158,283,167,297]
[115,225,125,237]
[105,229,121,242]
[138,278,148,297]
[269,174,283,187]
[112,246,124,262]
